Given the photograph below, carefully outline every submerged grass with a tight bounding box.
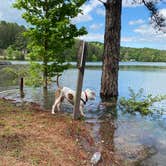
[119,88,166,116]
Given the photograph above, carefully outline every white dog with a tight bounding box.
[51,87,96,116]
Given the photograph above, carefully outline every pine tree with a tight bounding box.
[98,0,165,100]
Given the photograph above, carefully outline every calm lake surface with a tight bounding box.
[0,61,166,165]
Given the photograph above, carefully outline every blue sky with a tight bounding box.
[0,0,166,50]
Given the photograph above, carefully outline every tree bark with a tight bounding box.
[43,0,48,89]
[43,62,48,89]
[100,0,122,100]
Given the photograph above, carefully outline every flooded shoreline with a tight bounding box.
[0,62,166,165]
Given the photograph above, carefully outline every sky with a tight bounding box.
[0,0,166,50]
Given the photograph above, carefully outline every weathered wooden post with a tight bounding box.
[73,41,87,120]
[20,77,24,98]
[20,77,24,91]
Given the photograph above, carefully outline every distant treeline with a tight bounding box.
[64,41,166,62]
[0,21,166,62]
[0,21,27,60]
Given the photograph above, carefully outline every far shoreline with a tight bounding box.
[1,60,166,69]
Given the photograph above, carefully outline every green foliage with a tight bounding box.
[13,0,87,88]
[3,67,27,78]
[3,46,24,60]
[120,47,166,62]
[119,88,166,116]
[64,41,166,62]
[13,50,24,60]
[0,21,26,49]
[91,54,98,62]
[26,63,43,87]
[4,47,14,60]
[63,41,103,62]
[0,21,27,60]
[2,64,42,87]
[2,66,28,84]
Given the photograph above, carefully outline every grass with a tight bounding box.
[0,98,93,166]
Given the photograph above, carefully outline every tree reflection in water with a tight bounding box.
[93,99,121,165]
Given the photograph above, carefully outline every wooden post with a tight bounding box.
[20,77,24,92]
[73,41,87,120]
[20,77,24,98]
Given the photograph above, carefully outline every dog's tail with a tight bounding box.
[56,74,62,88]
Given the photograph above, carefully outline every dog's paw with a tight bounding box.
[51,111,55,114]
[81,113,85,117]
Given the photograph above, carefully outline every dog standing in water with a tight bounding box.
[51,82,96,116]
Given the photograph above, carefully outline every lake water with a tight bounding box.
[0,62,166,165]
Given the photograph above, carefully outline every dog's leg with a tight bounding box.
[52,89,63,114]
[51,100,57,114]
[57,103,61,111]
[79,105,85,117]
[51,96,61,114]
[57,96,64,111]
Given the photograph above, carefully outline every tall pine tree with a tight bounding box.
[98,0,165,100]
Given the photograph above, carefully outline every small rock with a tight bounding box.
[76,138,79,142]
[90,152,101,165]
[15,102,22,107]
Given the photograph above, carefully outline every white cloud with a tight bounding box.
[73,0,144,23]
[72,14,92,23]
[87,0,142,8]
[122,0,142,7]
[134,24,158,35]
[0,0,26,25]
[160,8,166,17]
[123,0,163,8]
[101,0,143,7]
[90,23,103,30]
[129,19,145,25]
[121,37,134,42]
[133,24,166,44]
[79,33,137,43]
[79,33,104,42]
[72,0,101,23]
[96,8,105,16]
[81,0,101,14]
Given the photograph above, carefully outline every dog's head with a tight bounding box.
[85,89,96,100]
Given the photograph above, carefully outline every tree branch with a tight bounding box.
[142,0,166,32]
[98,0,106,7]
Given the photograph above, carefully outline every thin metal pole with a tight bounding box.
[73,41,87,120]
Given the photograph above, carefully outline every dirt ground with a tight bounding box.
[0,98,95,166]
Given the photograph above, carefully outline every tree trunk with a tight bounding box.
[43,0,48,89]
[100,0,122,100]
[43,62,48,89]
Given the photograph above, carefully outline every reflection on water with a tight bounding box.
[0,63,166,165]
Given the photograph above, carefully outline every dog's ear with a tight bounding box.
[68,93,74,101]
[86,89,96,96]
[85,89,90,93]
[91,91,96,96]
